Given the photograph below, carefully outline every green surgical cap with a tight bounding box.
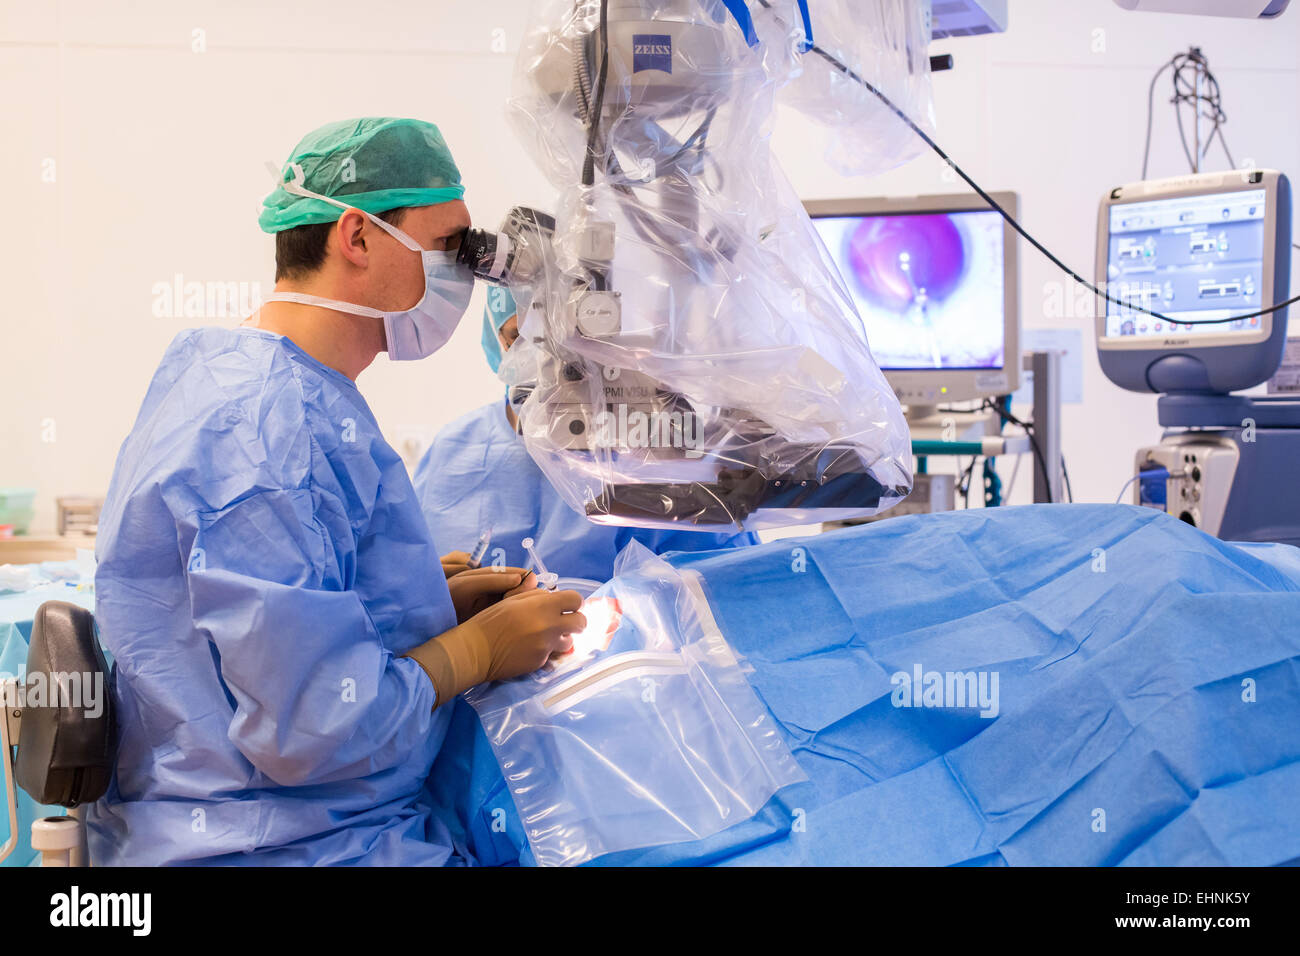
[258,117,465,234]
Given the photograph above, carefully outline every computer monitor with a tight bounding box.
[805,191,1021,406]
[1095,169,1292,395]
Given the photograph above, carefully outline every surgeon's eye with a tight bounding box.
[444,229,466,253]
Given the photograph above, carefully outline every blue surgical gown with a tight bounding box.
[86,328,461,866]
[412,401,757,585]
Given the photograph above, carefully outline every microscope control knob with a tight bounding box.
[575,291,622,337]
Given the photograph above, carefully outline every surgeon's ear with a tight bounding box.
[335,209,371,268]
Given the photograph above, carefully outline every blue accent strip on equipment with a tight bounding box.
[720,0,760,46]
[797,0,813,52]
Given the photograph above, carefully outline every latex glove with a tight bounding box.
[406,588,587,707]
[440,551,474,579]
[446,566,536,622]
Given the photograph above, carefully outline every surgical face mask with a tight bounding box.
[264,164,475,361]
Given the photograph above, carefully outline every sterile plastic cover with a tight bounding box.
[497,0,913,533]
[463,541,805,866]
[779,0,936,178]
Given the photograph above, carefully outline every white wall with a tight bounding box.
[2,0,1297,531]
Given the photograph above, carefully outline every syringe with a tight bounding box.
[466,526,493,569]
[520,537,558,590]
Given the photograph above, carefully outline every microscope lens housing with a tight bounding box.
[456,206,558,285]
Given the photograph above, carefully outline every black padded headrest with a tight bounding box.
[15,601,117,808]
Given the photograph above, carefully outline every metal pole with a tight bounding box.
[1027,350,1063,504]
[0,687,21,865]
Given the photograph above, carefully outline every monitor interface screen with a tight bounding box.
[1105,188,1266,338]
[812,209,1006,370]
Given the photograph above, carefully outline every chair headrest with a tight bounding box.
[15,601,117,808]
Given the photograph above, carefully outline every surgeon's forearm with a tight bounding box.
[197,578,440,783]
[405,623,489,709]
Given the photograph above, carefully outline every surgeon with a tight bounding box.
[413,286,757,593]
[87,118,585,866]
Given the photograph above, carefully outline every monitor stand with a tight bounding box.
[904,405,1000,437]
[1158,393,1300,429]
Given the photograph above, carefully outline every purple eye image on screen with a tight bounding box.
[846,214,968,314]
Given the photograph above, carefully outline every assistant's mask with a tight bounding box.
[263,164,474,361]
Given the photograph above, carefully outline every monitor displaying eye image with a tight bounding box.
[811,208,1007,370]
[1104,188,1267,338]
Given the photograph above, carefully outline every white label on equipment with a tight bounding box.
[1015,328,1085,404]
[975,372,1008,391]
[1267,338,1300,394]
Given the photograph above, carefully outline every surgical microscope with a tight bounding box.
[454,0,916,533]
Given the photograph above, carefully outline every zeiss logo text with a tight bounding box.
[633,34,672,74]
